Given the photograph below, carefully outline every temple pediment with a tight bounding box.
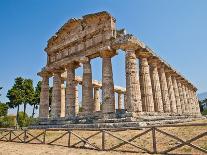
[45,11,116,54]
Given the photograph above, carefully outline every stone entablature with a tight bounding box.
[38,11,200,120]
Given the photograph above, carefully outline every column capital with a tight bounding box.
[148,57,161,67]
[100,46,117,58]
[65,61,80,69]
[79,56,90,64]
[38,71,52,78]
[51,68,64,75]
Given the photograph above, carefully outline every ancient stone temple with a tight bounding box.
[37,11,201,128]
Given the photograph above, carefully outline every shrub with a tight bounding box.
[0,103,8,117]
[0,115,16,128]
[18,112,39,127]
[202,108,207,115]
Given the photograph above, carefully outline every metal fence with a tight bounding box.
[0,123,207,154]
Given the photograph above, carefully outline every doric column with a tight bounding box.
[60,80,65,117]
[125,50,142,112]
[81,57,93,113]
[124,92,127,111]
[100,49,116,113]
[74,82,79,116]
[185,86,191,114]
[65,63,76,117]
[117,92,123,110]
[186,86,193,115]
[51,70,62,118]
[93,86,101,112]
[158,64,171,112]
[182,84,188,114]
[139,55,154,112]
[172,76,182,114]
[149,59,163,112]
[189,89,195,114]
[39,74,50,118]
[192,90,200,115]
[177,81,185,114]
[166,71,177,113]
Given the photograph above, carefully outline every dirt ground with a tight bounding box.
[0,119,206,155]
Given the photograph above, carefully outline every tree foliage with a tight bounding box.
[0,103,8,117]
[0,87,2,97]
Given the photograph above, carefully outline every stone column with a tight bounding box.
[158,65,171,113]
[172,76,182,114]
[101,50,116,113]
[149,59,163,112]
[60,80,65,117]
[166,72,177,113]
[124,92,127,111]
[51,70,62,118]
[189,89,194,114]
[192,91,201,115]
[186,86,193,115]
[139,55,154,112]
[177,81,185,114]
[185,86,191,114]
[65,64,76,117]
[39,74,50,118]
[117,92,123,110]
[93,86,101,112]
[125,50,142,112]
[182,84,188,114]
[81,57,93,114]
[74,82,79,116]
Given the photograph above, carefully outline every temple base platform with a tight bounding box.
[29,111,204,129]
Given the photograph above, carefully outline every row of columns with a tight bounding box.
[39,48,200,119]
[125,49,200,115]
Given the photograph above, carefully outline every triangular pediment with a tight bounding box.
[46,11,116,52]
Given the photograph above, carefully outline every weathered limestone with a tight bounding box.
[74,82,79,116]
[39,75,50,118]
[60,80,65,117]
[149,59,163,112]
[124,93,127,110]
[139,55,154,112]
[81,57,93,113]
[101,49,116,113]
[182,84,188,114]
[65,64,76,117]
[172,76,182,114]
[166,71,177,113]
[125,50,142,112]
[93,86,101,112]
[192,91,200,115]
[37,11,201,122]
[51,71,62,118]
[117,92,123,110]
[177,81,185,114]
[158,64,171,113]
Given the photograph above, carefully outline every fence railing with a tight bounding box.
[0,123,207,154]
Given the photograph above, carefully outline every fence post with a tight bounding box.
[68,130,71,147]
[102,130,105,151]
[24,130,27,143]
[9,130,12,142]
[152,127,157,154]
[43,129,46,144]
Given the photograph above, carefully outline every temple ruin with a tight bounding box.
[37,11,201,127]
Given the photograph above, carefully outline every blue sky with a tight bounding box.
[0,0,206,115]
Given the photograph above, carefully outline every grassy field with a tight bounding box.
[0,119,206,155]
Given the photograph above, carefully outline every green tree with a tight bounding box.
[0,103,8,116]
[7,77,24,123]
[22,79,35,117]
[0,87,2,97]
[30,81,41,117]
